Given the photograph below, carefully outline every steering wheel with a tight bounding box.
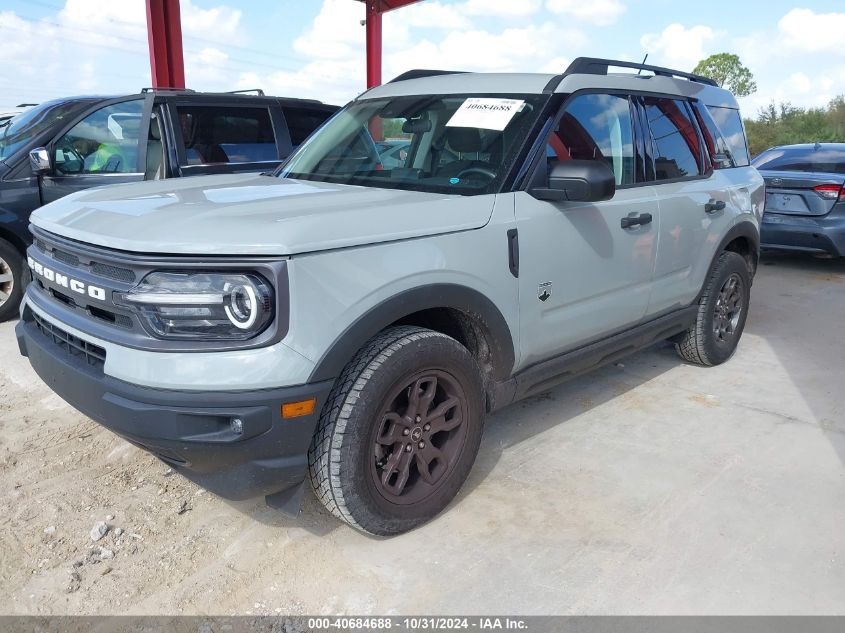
[456,167,496,181]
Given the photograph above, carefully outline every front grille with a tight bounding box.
[34,236,135,283]
[33,312,107,367]
[52,248,80,267]
[91,262,135,282]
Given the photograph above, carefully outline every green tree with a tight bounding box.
[828,95,845,138]
[743,98,843,156]
[693,53,757,97]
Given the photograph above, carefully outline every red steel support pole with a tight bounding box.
[365,1,383,89]
[145,0,186,89]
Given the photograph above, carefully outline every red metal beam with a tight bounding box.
[360,0,423,89]
[365,3,383,89]
[145,0,186,89]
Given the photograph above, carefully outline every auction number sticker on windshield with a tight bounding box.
[446,98,525,131]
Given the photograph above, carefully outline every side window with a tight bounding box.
[283,107,333,146]
[548,93,636,186]
[706,106,750,167]
[643,97,702,181]
[53,100,144,174]
[691,101,734,169]
[175,105,277,165]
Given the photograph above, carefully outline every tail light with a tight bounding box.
[813,184,845,202]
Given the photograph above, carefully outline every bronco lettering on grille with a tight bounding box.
[27,256,107,301]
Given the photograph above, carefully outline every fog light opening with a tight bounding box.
[231,417,244,435]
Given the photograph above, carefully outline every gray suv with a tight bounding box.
[15,58,764,536]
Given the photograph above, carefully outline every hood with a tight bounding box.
[30,173,495,256]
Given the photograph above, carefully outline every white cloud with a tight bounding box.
[777,8,845,54]
[740,65,845,114]
[293,0,362,60]
[400,1,471,28]
[461,0,543,17]
[546,0,625,26]
[384,22,587,77]
[640,23,716,71]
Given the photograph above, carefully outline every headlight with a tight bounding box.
[118,271,274,340]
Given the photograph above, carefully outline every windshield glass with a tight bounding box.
[279,93,547,195]
[0,99,82,162]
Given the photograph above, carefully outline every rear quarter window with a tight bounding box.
[706,106,750,167]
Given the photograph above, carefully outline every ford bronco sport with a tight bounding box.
[0,89,337,321]
[16,58,764,536]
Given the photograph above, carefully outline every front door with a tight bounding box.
[515,93,658,368]
[40,98,150,205]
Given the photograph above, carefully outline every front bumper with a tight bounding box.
[761,203,845,256]
[16,310,334,501]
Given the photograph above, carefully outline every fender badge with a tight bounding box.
[538,281,552,302]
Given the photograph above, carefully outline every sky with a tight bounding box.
[1,0,844,116]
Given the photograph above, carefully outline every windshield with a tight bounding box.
[279,93,547,195]
[752,146,845,174]
[0,99,83,162]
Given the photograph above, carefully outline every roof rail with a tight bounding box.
[140,87,196,93]
[225,88,265,96]
[388,69,467,83]
[562,57,719,87]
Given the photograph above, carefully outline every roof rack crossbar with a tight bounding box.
[562,57,719,87]
[388,69,467,84]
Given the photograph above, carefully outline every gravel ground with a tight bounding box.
[0,252,843,615]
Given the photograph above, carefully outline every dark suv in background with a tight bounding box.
[753,143,845,257]
[0,89,337,319]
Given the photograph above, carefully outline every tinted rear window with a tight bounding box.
[283,107,334,146]
[706,106,750,166]
[175,105,277,165]
[752,147,845,174]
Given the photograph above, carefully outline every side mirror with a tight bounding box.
[712,152,733,170]
[29,147,50,174]
[529,159,616,203]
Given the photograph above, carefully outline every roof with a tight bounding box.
[36,91,333,108]
[361,57,738,109]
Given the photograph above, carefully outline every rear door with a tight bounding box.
[40,96,153,205]
[753,147,845,216]
[641,96,736,315]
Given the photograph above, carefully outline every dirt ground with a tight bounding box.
[1,252,844,615]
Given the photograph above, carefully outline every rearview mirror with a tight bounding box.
[29,147,50,175]
[529,159,616,203]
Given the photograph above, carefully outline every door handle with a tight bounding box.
[621,213,653,229]
[705,199,726,213]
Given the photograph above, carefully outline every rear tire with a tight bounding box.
[0,238,24,322]
[308,326,484,536]
[675,251,751,366]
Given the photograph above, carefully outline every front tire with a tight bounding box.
[308,326,485,536]
[0,238,24,322]
[675,251,751,366]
